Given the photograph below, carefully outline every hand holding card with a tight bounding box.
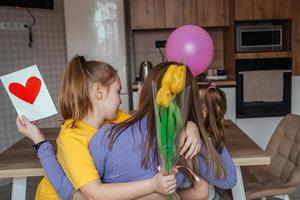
[16,116,45,144]
[1,65,57,121]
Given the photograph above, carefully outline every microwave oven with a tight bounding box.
[236,24,283,52]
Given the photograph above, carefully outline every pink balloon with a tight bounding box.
[166,25,214,76]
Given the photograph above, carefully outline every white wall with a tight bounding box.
[64,0,129,111]
[292,76,300,115]
[236,117,283,150]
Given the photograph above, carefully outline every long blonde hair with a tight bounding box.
[59,56,117,128]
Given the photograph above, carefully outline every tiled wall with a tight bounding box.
[0,0,67,153]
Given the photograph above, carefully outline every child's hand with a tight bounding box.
[179,121,201,159]
[151,166,177,195]
[16,116,45,144]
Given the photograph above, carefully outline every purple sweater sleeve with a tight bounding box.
[198,145,237,189]
[37,142,75,200]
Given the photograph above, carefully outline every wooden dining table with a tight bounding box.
[224,120,271,200]
[0,120,270,200]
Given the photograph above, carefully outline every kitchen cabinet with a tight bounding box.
[292,0,300,75]
[197,0,229,26]
[165,0,197,28]
[235,0,292,20]
[129,0,230,29]
[130,0,165,29]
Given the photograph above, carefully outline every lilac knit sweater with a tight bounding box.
[37,117,237,200]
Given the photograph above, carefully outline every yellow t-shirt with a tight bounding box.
[35,110,130,200]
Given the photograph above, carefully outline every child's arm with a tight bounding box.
[198,145,237,189]
[16,116,77,199]
[37,142,76,199]
[177,178,209,200]
[79,174,176,200]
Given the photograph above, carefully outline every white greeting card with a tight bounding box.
[1,65,57,121]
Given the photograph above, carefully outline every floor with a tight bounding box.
[0,177,299,200]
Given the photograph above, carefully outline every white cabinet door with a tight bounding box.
[221,87,236,122]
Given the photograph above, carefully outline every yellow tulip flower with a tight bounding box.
[161,64,177,87]
[156,85,172,108]
[170,65,186,94]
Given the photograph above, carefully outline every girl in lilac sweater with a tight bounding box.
[21,62,237,200]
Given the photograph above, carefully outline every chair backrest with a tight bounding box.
[266,114,300,186]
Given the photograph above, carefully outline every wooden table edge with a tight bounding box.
[0,155,271,178]
[233,156,271,166]
[0,168,44,178]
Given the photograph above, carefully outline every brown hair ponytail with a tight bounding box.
[204,86,227,152]
[59,55,117,128]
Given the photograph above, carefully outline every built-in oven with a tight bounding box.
[236,58,292,118]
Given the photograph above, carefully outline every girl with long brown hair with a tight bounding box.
[105,62,237,197]
[189,82,231,199]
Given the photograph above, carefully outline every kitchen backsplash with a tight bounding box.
[131,28,224,80]
[0,0,67,153]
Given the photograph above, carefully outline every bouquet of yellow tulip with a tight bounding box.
[153,64,187,200]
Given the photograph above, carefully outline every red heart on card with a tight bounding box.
[8,76,42,104]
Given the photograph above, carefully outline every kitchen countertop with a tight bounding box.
[196,79,236,87]
[131,79,236,91]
